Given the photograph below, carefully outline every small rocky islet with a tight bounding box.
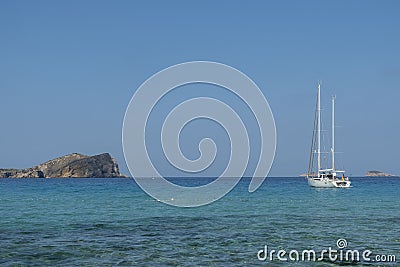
[0,153,127,178]
[365,170,395,177]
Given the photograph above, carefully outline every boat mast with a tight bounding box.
[317,84,321,175]
[331,95,335,171]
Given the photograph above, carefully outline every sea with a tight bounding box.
[0,177,399,266]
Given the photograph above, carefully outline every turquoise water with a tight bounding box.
[0,177,399,266]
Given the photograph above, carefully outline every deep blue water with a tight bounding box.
[0,177,399,266]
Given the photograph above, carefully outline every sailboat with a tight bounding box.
[307,84,351,188]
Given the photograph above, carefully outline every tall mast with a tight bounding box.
[317,84,321,173]
[332,95,335,171]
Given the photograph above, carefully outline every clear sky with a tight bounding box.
[1,1,399,177]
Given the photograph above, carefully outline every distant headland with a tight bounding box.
[365,170,396,177]
[0,153,128,178]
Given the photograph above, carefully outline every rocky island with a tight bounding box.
[0,153,127,178]
[365,170,396,177]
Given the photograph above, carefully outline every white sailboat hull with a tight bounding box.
[308,177,351,188]
[308,177,335,188]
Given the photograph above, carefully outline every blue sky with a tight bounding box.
[1,1,399,176]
